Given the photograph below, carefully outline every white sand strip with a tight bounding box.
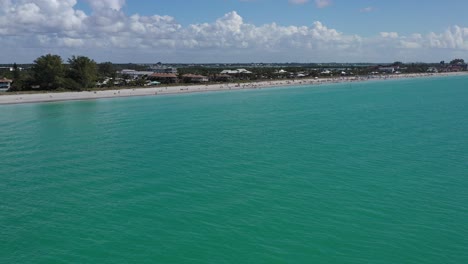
[0,72,466,105]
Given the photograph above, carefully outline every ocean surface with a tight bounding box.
[1,76,468,263]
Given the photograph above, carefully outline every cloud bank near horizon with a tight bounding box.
[1,0,468,63]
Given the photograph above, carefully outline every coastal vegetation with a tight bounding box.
[32,54,66,90]
[0,54,466,92]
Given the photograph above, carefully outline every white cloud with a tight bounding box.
[315,0,332,8]
[0,0,13,8]
[0,0,468,63]
[85,0,125,11]
[289,0,309,4]
[360,7,374,13]
[400,40,421,49]
[427,26,468,50]
[380,32,399,38]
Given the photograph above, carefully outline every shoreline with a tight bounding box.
[1,72,467,105]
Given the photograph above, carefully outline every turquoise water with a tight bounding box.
[1,76,468,263]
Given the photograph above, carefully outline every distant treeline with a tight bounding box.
[1,54,465,92]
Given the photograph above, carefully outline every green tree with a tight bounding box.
[32,54,65,90]
[10,63,23,91]
[98,62,116,78]
[12,63,20,80]
[450,59,465,65]
[67,55,98,89]
[98,62,116,88]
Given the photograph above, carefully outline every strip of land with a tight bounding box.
[0,72,466,105]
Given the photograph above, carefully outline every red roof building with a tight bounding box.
[182,74,209,83]
[149,73,179,83]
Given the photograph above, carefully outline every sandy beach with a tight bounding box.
[0,72,466,105]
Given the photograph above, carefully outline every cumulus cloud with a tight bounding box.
[427,25,468,50]
[0,0,468,62]
[85,0,125,11]
[380,32,399,38]
[0,0,86,36]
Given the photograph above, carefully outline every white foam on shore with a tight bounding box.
[0,72,466,105]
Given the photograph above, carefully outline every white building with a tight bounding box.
[220,69,252,74]
[120,69,154,79]
[0,78,12,91]
[150,66,178,74]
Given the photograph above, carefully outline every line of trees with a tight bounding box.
[4,54,467,92]
[9,54,115,91]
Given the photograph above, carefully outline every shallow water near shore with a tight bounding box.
[1,76,468,263]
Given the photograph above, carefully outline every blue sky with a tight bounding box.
[73,0,468,36]
[1,0,468,63]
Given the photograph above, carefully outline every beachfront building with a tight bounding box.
[0,78,12,91]
[296,73,307,78]
[145,80,161,86]
[181,74,209,83]
[220,69,252,75]
[0,67,13,72]
[120,69,154,79]
[150,66,178,74]
[220,69,253,80]
[447,64,468,72]
[213,74,233,82]
[0,66,23,72]
[378,67,395,73]
[149,73,178,84]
